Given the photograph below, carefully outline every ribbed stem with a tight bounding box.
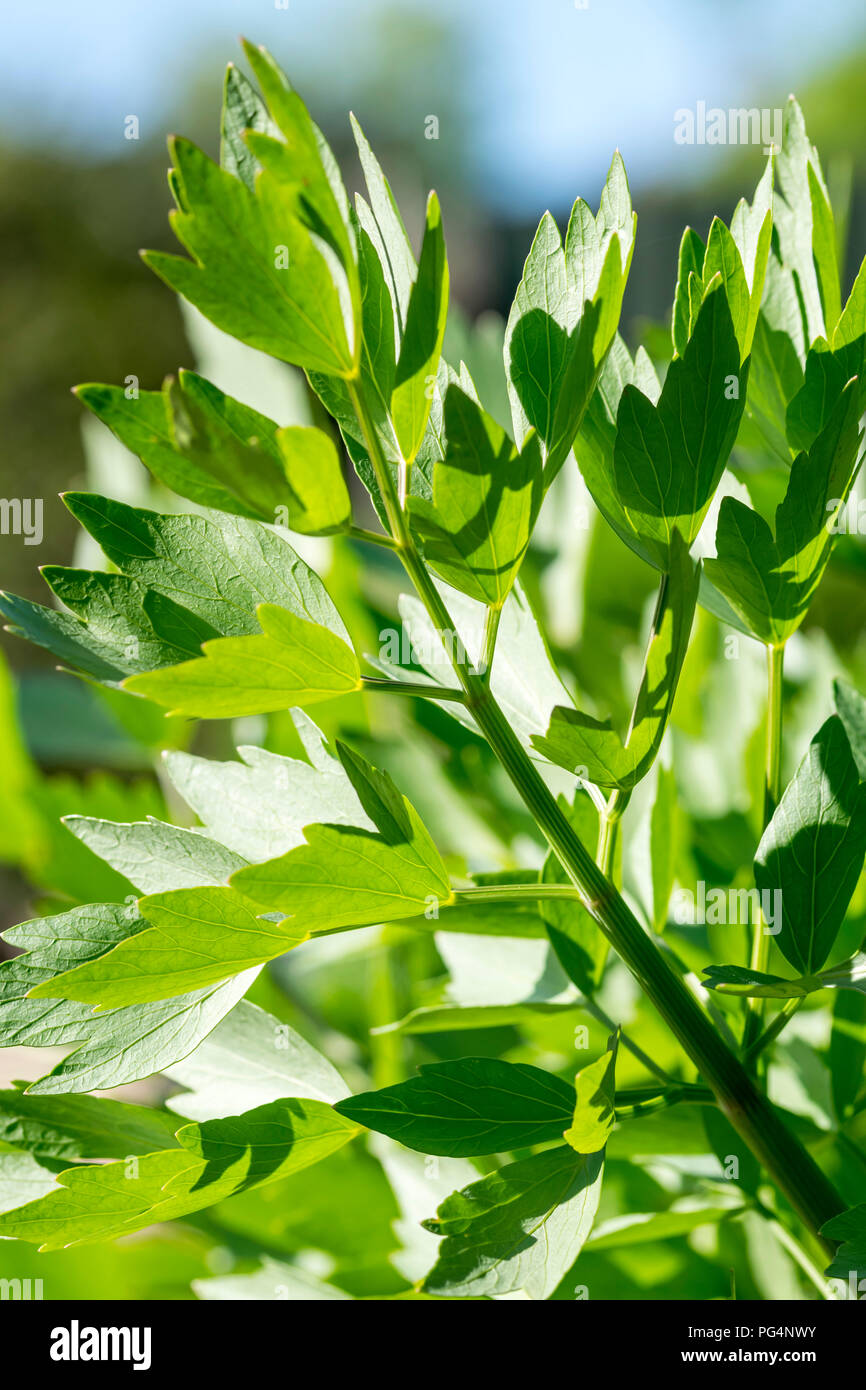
[347,373,844,1255]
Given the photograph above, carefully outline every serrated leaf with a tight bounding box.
[76,374,290,522]
[532,530,698,788]
[601,287,746,568]
[421,1144,603,1298]
[144,135,355,376]
[505,155,634,485]
[62,816,246,895]
[391,192,449,463]
[231,743,452,931]
[62,494,347,640]
[163,712,372,862]
[705,380,863,644]
[165,1000,350,1121]
[125,604,361,718]
[408,386,542,606]
[0,903,255,1094]
[0,1098,359,1250]
[30,887,301,1008]
[220,62,278,192]
[835,679,866,780]
[334,1058,575,1156]
[755,715,866,974]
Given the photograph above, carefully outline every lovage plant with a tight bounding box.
[1,42,866,1301]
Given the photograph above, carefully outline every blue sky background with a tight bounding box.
[2,0,865,213]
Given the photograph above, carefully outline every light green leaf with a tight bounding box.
[125,604,361,718]
[231,742,452,931]
[505,154,634,485]
[62,816,246,895]
[275,424,351,534]
[334,1058,575,1156]
[421,1144,604,1298]
[754,715,866,974]
[0,1098,359,1250]
[702,965,817,999]
[165,1000,350,1121]
[532,530,698,788]
[408,386,542,606]
[391,191,449,463]
[564,1037,617,1154]
[220,61,278,192]
[0,1090,180,1162]
[144,136,355,377]
[705,379,863,644]
[62,494,347,640]
[30,887,301,1008]
[0,903,255,1094]
[77,372,291,522]
[163,712,372,862]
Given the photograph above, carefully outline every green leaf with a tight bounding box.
[0,574,206,687]
[334,1058,575,1156]
[62,494,347,640]
[220,62,278,192]
[144,135,355,377]
[829,988,866,1121]
[125,604,361,718]
[602,287,746,568]
[563,1037,617,1154]
[274,425,351,534]
[0,1152,60,1216]
[77,372,292,522]
[0,903,255,1094]
[165,1000,350,1120]
[350,114,416,331]
[773,97,836,347]
[421,1144,604,1298]
[408,386,542,606]
[702,965,817,999]
[163,712,372,862]
[834,679,866,781]
[532,530,698,788]
[671,227,706,357]
[705,380,863,644]
[821,1204,866,1284]
[231,743,452,931]
[62,816,246,895]
[754,715,866,974]
[0,1090,180,1162]
[391,192,449,463]
[30,887,302,1008]
[0,1098,359,1250]
[505,154,634,484]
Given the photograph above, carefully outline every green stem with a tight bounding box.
[347,371,844,1255]
[744,642,786,1051]
[480,604,503,684]
[349,524,400,551]
[743,997,803,1066]
[362,676,466,704]
[596,787,630,882]
[615,1084,715,1120]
